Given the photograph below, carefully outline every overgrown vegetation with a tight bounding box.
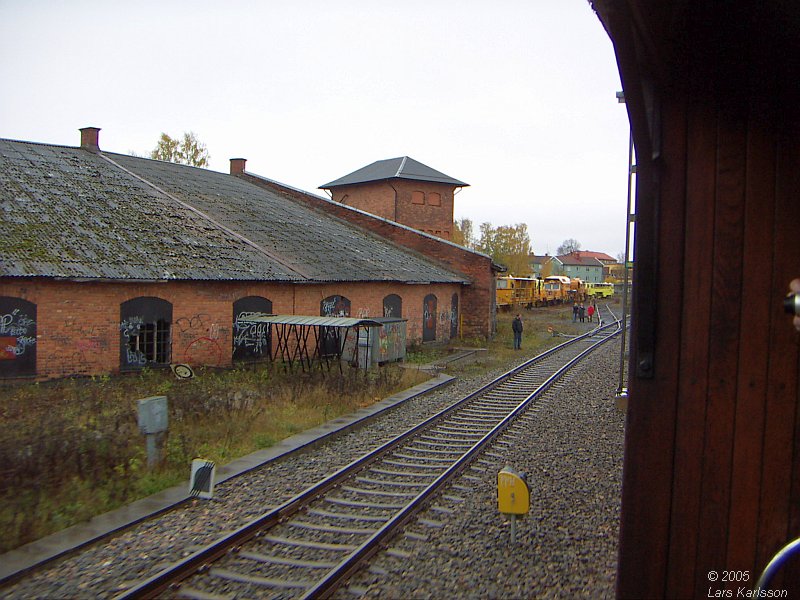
[0,363,426,553]
[0,302,617,553]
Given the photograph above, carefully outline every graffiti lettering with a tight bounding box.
[120,316,144,337]
[176,314,210,333]
[126,347,147,366]
[234,312,270,355]
[321,296,350,317]
[0,309,36,358]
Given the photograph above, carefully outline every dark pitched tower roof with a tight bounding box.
[320,156,468,189]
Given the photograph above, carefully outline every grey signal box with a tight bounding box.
[138,395,168,434]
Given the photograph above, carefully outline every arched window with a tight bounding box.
[383,294,402,318]
[411,190,425,205]
[320,295,350,317]
[120,297,172,370]
[0,296,37,377]
[320,295,351,356]
[233,296,273,362]
[423,294,437,342]
[428,192,441,206]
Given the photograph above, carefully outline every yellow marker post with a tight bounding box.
[498,466,530,543]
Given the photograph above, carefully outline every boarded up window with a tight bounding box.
[383,294,402,318]
[0,297,36,377]
[450,293,459,339]
[411,191,425,205]
[321,295,351,317]
[428,192,441,206]
[423,294,437,342]
[233,296,273,362]
[320,295,351,356]
[120,297,172,370]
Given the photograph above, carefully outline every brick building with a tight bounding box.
[0,129,499,380]
[319,156,467,241]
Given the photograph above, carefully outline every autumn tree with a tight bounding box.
[557,238,581,255]
[150,131,210,167]
[477,222,532,276]
[452,218,475,248]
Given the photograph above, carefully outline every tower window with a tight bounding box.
[428,192,441,206]
[411,191,425,205]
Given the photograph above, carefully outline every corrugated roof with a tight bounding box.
[108,152,467,284]
[320,156,468,188]
[0,138,468,285]
[239,314,384,328]
[0,140,301,281]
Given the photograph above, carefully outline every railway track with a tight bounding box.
[118,309,622,600]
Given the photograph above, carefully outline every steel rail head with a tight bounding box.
[117,312,623,599]
[301,318,622,599]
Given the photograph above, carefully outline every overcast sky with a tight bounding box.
[0,0,630,257]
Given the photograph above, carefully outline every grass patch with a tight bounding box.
[0,299,621,553]
[0,362,428,553]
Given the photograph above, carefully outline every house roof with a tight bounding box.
[0,137,468,285]
[555,253,605,267]
[573,250,616,262]
[320,156,468,189]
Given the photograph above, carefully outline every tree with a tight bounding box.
[452,218,475,248]
[557,238,581,255]
[477,222,532,276]
[150,131,210,167]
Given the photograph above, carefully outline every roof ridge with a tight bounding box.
[97,153,311,280]
[395,156,408,177]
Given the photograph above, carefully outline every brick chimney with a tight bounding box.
[79,127,101,152]
[230,158,247,175]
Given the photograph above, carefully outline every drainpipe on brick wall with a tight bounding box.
[387,182,399,222]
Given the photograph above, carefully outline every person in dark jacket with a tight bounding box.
[512,314,523,350]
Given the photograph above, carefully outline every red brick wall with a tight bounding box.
[0,278,462,380]
[245,175,498,341]
[329,179,455,240]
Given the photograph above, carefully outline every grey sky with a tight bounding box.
[0,0,629,257]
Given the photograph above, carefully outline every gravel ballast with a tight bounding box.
[3,340,625,599]
[344,340,625,599]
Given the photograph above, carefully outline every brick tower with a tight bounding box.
[320,157,468,241]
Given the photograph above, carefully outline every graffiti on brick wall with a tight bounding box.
[232,296,272,362]
[0,308,36,359]
[51,320,110,375]
[176,313,224,366]
[321,295,350,317]
[233,311,270,356]
[119,316,147,366]
[120,297,173,369]
[0,297,37,377]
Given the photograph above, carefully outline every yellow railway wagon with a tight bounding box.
[585,281,615,298]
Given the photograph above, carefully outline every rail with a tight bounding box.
[117,311,621,599]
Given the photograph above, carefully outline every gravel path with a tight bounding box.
[3,339,625,599]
